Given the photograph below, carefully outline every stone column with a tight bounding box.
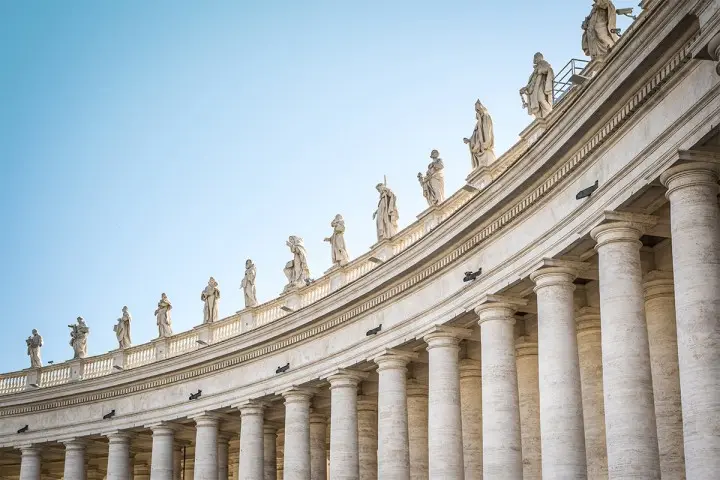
[309,414,327,480]
[328,370,366,480]
[239,404,265,480]
[173,446,183,480]
[282,389,313,480]
[193,414,219,480]
[475,302,523,479]
[149,424,175,480]
[423,327,468,480]
[264,424,278,480]
[356,396,377,480]
[459,359,482,480]
[375,352,414,480]
[106,432,132,480]
[515,338,540,480]
[591,221,660,478]
[661,163,720,479]
[63,440,86,480]
[531,267,587,478]
[276,429,285,480]
[576,307,608,480]
[218,433,230,480]
[406,379,429,480]
[643,270,686,478]
[18,446,41,480]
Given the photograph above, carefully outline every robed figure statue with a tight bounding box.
[155,293,173,338]
[373,183,399,242]
[324,214,350,267]
[582,0,619,60]
[242,259,258,308]
[201,277,221,324]
[463,100,496,170]
[520,53,555,120]
[26,329,43,368]
[283,236,311,292]
[68,317,90,359]
[417,150,445,207]
[113,306,132,349]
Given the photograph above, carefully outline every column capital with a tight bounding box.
[146,422,176,435]
[459,359,481,378]
[191,412,220,427]
[530,266,578,291]
[60,438,87,449]
[326,369,368,388]
[406,378,428,397]
[235,401,266,416]
[309,413,328,425]
[373,348,418,371]
[643,270,675,300]
[104,430,134,443]
[474,296,526,325]
[660,161,720,196]
[421,325,471,348]
[217,431,233,443]
[515,338,538,357]
[281,387,316,403]
[576,307,601,333]
[591,221,646,249]
[17,445,40,456]
[357,395,377,412]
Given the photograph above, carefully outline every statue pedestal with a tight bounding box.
[68,358,85,382]
[239,308,256,333]
[417,205,442,234]
[324,266,347,292]
[519,119,548,146]
[369,239,396,264]
[153,337,170,361]
[465,166,494,192]
[24,367,41,389]
[193,324,212,345]
[110,349,126,372]
[279,291,302,313]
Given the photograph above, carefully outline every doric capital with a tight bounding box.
[591,221,645,250]
[60,438,87,450]
[309,413,328,425]
[459,359,481,378]
[373,349,418,371]
[474,295,526,326]
[576,307,601,333]
[530,266,578,292]
[326,369,368,389]
[17,445,40,456]
[660,160,720,197]
[192,412,220,428]
[643,270,675,300]
[515,338,538,357]
[421,325,471,349]
[236,402,266,417]
[281,387,317,404]
[104,430,134,444]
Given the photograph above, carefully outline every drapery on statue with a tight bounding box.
[113,306,132,349]
[582,0,619,61]
[463,100,496,170]
[283,236,311,292]
[68,317,90,359]
[520,53,555,120]
[26,329,43,368]
[201,277,221,324]
[242,259,258,308]
[155,293,173,338]
[417,149,445,207]
[373,182,399,242]
[324,214,350,267]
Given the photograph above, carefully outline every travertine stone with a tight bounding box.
[356,397,377,480]
[242,259,258,308]
[264,425,278,480]
[328,370,366,480]
[218,433,230,480]
[582,0,619,60]
[276,428,285,480]
[375,352,413,480]
[19,446,41,480]
[63,440,86,480]
[520,53,555,119]
[463,100,496,169]
[26,329,43,368]
[193,414,219,480]
[459,359,483,480]
[173,446,182,480]
[283,236,311,292]
[239,404,265,480]
[150,424,175,480]
[643,270,686,479]
[374,184,399,241]
[68,317,90,359]
[515,339,541,480]
[155,293,173,338]
[282,389,313,480]
[113,306,132,349]
[418,150,445,207]
[423,329,467,480]
[106,432,132,480]
[201,277,221,324]
[591,222,660,479]
[475,303,523,479]
[309,414,327,480]
[576,308,608,480]
[324,215,350,267]
[406,379,429,480]
[531,267,587,478]
[661,163,720,480]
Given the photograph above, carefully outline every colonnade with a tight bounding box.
[13,163,720,480]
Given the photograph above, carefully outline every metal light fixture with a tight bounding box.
[189,390,202,401]
[103,410,116,420]
[366,325,382,336]
[276,363,290,374]
[463,268,483,282]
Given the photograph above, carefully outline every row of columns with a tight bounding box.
[15,163,720,480]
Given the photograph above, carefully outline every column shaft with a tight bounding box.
[264,425,279,480]
[591,222,660,479]
[283,389,313,480]
[239,404,266,480]
[193,415,219,480]
[375,353,412,480]
[63,440,86,480]
[106,433,132,480]
[357,397,378,480]
[218,434,230,480]
[309,415,327,480]
[531,267,587,478]
[424,329,466,480]
[515,340,541,480]
[476,304,523,479]
[407,379,429,480]
[459,359,482,480]
[661,164,720,479]
[329,370,365,480]
[150,425,175,480]
[173,446,183,480]
[19,447,41,480]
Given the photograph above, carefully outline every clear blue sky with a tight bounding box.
[0,1,635,372]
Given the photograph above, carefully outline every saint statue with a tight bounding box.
[201,277,221,324]
[520,53,555,120]
[68,317,90,359]
[26,329,43,368]
[373,183,399,242]
[241,259,258,308]
[417,150,445,207]
[155,293,173,338]
[113,306,132,349]
[283,236,311,292]
[324,214,350,267]
[463,100,496,170]
[582,0,619,61]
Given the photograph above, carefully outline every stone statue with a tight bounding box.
[520,53,555,120]
[324,214,349,267]
[241,259,258,308]
[201,277,221,324]
[155,293,173,338]
[373,183,399,242]
[582,0,619,61]
[417,150,445,207]
[113,306,132,349]
[463,100,496,170]
[283,236,311,292]
[26,329,43,368]
[68,317,90,359]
